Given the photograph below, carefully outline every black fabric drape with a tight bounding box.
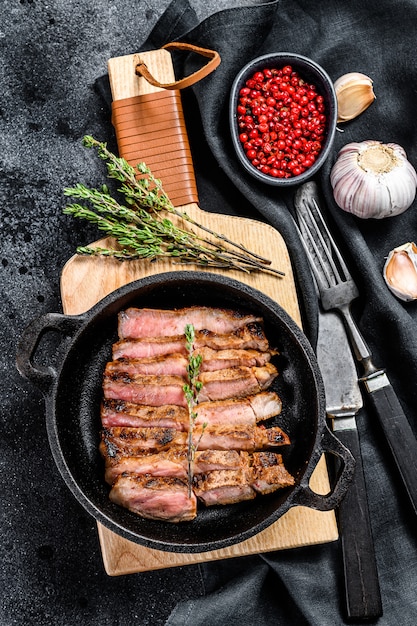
[99,1,417,623]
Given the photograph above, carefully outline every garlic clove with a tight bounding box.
[383,242,417,301]
[334,72,375,123]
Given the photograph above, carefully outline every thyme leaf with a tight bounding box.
[183,323,206,497]
[62,135,285,276]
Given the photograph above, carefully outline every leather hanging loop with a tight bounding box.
[135,42,221,90]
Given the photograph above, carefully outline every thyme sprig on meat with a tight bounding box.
[63,136,285,276]
[183,324,206,497]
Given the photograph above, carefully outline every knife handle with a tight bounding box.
[335,426,383,621]
[362,371,417,516]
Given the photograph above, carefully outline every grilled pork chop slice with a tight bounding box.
[118,306,262,339]
[109,474,197,522]
[193,452,294,506]
[100,427,178,456]
[193,469,256,506]
[103,372,187,407]
[103,365,277,407]
[101,400,188,429]
[197,347,273,371]
[101,391,282,430]
[105,354,188,377]
[106,348,273,379]
[101,424,290,456]
[103,448,243,485]
[250,452,295,494]
[113,336,187,360]
[197,364,278,402]
[104,447,294,499]
[112,323,269,360]
[194,392,282,427]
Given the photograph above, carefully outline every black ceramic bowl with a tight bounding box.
[229,52,337,186]
[16,272,354,553]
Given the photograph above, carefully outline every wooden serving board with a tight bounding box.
[59,48,338,575]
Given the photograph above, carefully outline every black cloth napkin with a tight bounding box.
[98,1,417,623]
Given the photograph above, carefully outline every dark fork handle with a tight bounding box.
[335,426,383,621]
[363,371,417,516]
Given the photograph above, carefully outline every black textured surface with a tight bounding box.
[0,1,240,624]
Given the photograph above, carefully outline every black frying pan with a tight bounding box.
[16,272,354,553]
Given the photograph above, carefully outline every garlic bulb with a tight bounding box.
[330,140,417,218]
[334,72,375,123]
[383,242,417,301]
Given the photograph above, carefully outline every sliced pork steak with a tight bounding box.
[118,306,262,339]
[194,392,282,427]
[105,354,188,377]
[103,372,188,407]
[112,322,270,360]
[193,469,256,506]
[103,448,244,485]
[101,305,293,523]
[101,424,290,456]
[251,452,295,494]
[101,391,282,430]
[103,365,278,406]
[197,364,278,402]
[105,348,273,379]
[101,400,188,429]
[109,474,197,523]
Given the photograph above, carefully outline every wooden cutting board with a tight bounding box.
[59,48,338,575]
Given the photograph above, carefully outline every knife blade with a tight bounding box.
[317,308,383,620]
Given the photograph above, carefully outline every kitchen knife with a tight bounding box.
[317,308,383,621]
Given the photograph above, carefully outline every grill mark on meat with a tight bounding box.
[112,323,269,360]
[109,474,197,522]
[118,306,262,340]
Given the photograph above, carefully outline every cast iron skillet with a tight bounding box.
[16,272,354,553]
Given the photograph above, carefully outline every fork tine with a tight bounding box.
[303,198,344,286]
[309,197,352,283]
[295,211,333,289]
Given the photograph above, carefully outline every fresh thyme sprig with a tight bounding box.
[183,324,206,497]
[62,135,285,276]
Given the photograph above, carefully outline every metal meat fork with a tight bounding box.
[294,181,417,517]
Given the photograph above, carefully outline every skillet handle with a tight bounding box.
[16,312,84,395]
[295,425,355,511]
